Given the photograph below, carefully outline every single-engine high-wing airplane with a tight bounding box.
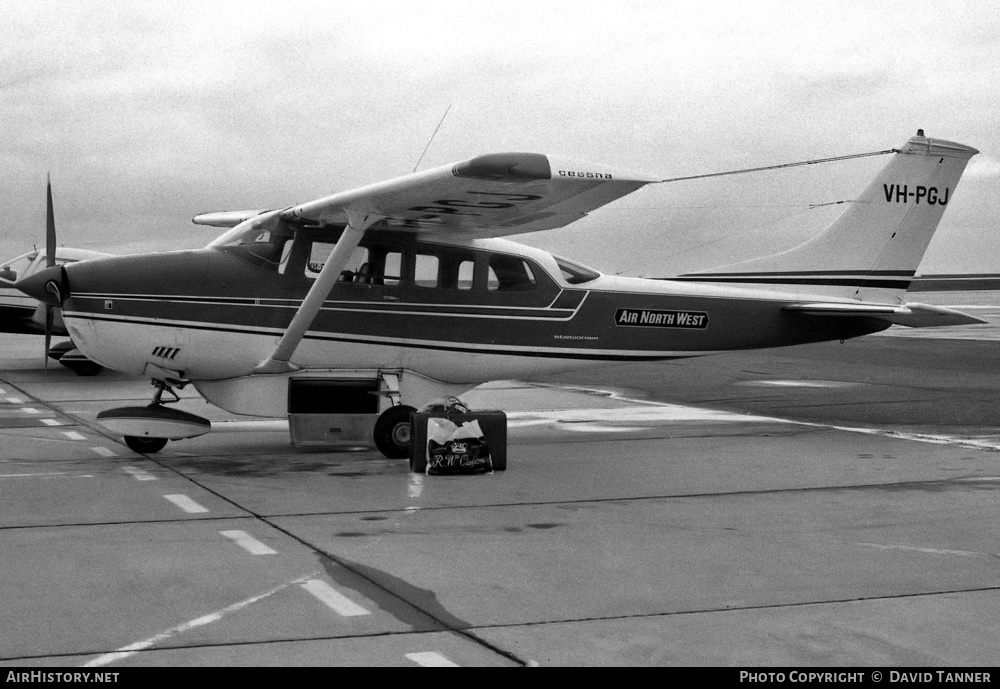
[17,131,984,456]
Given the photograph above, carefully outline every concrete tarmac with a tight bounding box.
[1,291,999,667]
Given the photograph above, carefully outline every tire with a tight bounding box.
[71,363,104,376]
[373,405,416,459]
[124,436,168,453]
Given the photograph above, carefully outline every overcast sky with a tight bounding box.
[2,0,999,275]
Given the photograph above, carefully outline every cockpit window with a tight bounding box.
[307,243,368,281]
[213,224,293,272]
[554,254,600,284]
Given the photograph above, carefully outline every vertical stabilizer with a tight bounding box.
[679,132,978,302]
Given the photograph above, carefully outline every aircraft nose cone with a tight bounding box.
[16,265,68,306]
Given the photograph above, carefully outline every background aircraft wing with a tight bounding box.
[278,152,659,237]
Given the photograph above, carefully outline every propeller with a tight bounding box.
[44,174,56,371]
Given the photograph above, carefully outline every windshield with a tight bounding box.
[211,222,295,272]
[553,254,600,284]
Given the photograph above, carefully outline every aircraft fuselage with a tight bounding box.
[50,227,887,397]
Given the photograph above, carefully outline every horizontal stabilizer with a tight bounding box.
[784,302,986,328]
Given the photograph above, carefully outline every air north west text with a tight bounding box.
[615,308,709,329]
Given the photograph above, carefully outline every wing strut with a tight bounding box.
[254,210,383,374]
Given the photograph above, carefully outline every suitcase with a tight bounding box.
[409,410,507,473]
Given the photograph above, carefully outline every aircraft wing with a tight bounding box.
[784,302,986,327]
[278,152,659,237]
[253,152,657,374]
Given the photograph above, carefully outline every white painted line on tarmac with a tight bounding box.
[122,465,157,481]
[735,379,857,388]
[163,494,209,514]
[62,431,86,441]
[855,542,995,558]
[91,447,118,458]
[0,472,94,479]
[219,529,277,555]
[84,572,319,667]
[514,383,1000,453]
[40,418,63,426]
[406,651,459,667]
[507,405,783,427]
[408,472,424,499]
[300,579,371,616]
[20,407,41,414]
[5,397,24,404]
[810,424,1000,452]
[556,423,648,433]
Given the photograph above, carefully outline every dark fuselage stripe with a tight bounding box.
[71,293,580,320]
[671,276,911,289]
[62,312,684,361]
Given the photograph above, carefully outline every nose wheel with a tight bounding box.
[374,405,416,459]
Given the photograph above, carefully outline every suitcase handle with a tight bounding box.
[417,396,470,414]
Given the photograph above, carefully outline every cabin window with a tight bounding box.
[421,250,476,290]
[554,255,600,284]
[414,254,440,288]
[381,251,402,286]
[456,260,474,290]
[487,255,537,292]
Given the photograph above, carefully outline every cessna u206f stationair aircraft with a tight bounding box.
[17,131,983,456]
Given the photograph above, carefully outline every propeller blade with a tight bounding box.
[44,305,52,372]
[44,175,56,370]
[46,174,56,268]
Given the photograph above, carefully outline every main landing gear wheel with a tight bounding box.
[374,405,416,459]
[123,435,168,453]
